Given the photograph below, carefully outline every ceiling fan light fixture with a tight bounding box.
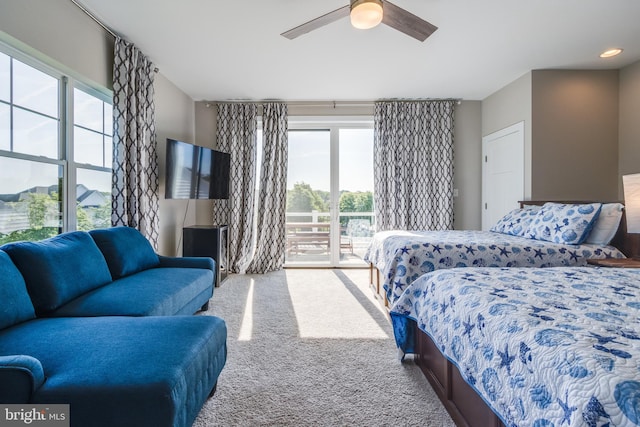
[350,0,383,30]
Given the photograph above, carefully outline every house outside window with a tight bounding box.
[0,43,112,244]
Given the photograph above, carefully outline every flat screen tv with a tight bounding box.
[165,139,230,199]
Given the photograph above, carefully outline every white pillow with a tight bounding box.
[585,203,624,245]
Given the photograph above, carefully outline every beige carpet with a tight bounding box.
[194,269,454,427]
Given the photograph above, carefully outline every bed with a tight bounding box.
[365,202,629,306]
[389,266,640,427]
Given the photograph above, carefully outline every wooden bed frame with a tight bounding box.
[415,329,504,427]
[381,201,640,426]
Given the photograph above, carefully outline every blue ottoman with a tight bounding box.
[0,315,226,427]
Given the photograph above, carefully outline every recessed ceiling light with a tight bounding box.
[600,48,623,58]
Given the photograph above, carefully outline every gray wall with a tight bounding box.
[287,102,374,117]
[156,75,196,256]
[482,70,622,202]
[0,0,197,256]
[193,102,218,226]
[531,70,619,201]
[482,72,533,199]
[453,101,482,230]
[619,60,640,197]
[0,0,113,90]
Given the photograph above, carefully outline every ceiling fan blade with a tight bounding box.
[281,5,350,39]
[382,1,437,42]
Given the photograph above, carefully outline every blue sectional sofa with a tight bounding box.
[2,227,215,317]
[0,228,227,427]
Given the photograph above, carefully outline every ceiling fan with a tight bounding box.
[281,0,437,42]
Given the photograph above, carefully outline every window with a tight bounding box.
[73,86,113,231]
[0,44,112,244]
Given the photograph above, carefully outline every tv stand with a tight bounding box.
[183,225,228,287]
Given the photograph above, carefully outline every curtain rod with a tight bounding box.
[206,99,463,108]
[209,101,375,108]
[373,98,462,104]
[70,0,159,73]
[70,0,117,38]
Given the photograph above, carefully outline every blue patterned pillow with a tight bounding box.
[490,206,541,236]
[526,202,602,244]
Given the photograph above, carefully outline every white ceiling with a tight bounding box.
[77,0,640,102]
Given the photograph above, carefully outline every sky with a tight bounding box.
[287,128,374,193]
[1,56,113,195]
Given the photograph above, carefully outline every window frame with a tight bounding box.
[69,81,113,231]
[0,39,113,238]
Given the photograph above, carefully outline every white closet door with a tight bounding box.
[482,122,525,231]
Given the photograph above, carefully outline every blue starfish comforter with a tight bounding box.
[390,266,640,427]
[364,230,625,305]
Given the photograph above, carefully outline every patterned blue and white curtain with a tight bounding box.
[247,103,288,274]
[374,100,455,231]
[212,103,258,274]
[111,37,159,248]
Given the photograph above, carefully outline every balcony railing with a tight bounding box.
[285,211,375,264]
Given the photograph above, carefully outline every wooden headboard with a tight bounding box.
[518,200,640,258]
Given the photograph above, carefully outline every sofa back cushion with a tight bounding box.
[2,232,113,315]
[0,250,35,330]
[89,227,159,280]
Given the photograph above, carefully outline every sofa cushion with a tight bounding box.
[53,267,214,317]
[2,232,113,315]
[0,250,35,330]
[89,227,160,279]
[0,316,227,427]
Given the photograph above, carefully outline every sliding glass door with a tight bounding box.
[286,130,331,265]
[337,128,374,266]
[285,119,374,267]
